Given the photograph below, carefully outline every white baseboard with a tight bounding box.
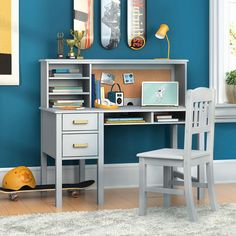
[0,160,235,188]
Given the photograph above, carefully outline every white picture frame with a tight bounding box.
[123,73,135,84]
[0,0,19,85]
[101,72,115,85]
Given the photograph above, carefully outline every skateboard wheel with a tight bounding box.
[67,190,79,198]
[9,193,19,201]
[71,191,79,198]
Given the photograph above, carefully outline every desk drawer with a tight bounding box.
[63,134,98,157]
[63,114,98,131]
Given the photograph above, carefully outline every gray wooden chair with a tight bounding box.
[137,87,218,222]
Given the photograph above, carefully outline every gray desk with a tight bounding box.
[39,59,192,207]
[40,106,188,208]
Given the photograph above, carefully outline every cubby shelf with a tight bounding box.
[40,61,91,108]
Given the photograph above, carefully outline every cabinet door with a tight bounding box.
[63,133,98,157]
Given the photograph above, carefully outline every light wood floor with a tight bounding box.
[0,184,235,216]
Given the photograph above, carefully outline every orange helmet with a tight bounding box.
[2,166,36,190]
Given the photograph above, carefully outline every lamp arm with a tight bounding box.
[165,34,170,59]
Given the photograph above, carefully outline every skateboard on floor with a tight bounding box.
[73,0,94,49]
[0,180,95,201]
[101,0,121,50]
[127,0,146,50]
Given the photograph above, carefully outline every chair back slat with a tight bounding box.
[184,88,215,163]
[191,101,211,133]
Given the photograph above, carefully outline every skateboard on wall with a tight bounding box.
[101,0,121,50]
[73,0,94,49]
[127,0,146,50]
[0,180,95,201]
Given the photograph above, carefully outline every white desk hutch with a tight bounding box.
[40,59,188,208]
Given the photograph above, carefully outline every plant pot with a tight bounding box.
[226,84,236,103]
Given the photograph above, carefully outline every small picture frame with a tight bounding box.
[101,72,115,85]
[123,73,135,84]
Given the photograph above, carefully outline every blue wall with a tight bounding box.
[0,0,236,168]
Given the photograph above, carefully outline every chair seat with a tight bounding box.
[137,148,210,160]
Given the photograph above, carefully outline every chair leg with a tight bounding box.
[163,166,171,207]
[139,158,147,216]
[184,168,198,222]
[206,162,218,211]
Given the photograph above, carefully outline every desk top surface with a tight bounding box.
[39,59,188,65]
[40,106,186,114]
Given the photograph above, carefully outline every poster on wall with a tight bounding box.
[73,0,94,49]
[101,0,121,50]
[127,0,146,50]
[0,0,19,85]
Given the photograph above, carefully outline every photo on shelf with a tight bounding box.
[123,73,135,84]
[101,72,115,85]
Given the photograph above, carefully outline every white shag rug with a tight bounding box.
[0,204,235,236]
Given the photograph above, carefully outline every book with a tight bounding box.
[91,74,96,107]
[49,99,84,103]
[50,103,84,107]
[101,87,105,100]
[105,120,146,124]
[50,77,83,80]
[95,80,101,101]
[69,68,80,73]
[156,115,173,119]
[52,73,82,78]
[106,117,144,121]
[49,99,84,104]
[49,86,83,89]
[156,118,179,122]
[55,106,85,110]
[49,86,83,93]
[50,90,83,93]
[51,68,70,73]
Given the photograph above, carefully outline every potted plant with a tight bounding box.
[226,69,236,103]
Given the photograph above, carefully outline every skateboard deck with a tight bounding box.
[0,180,94,194]
[127,0,146,50]
[101,0,121,50]
[73,0,94,49]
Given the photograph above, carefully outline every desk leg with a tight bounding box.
[79,160,85,182]
[163,166,171,207]
[197,133,205,200]
[171,124,178,149]
[41,152,47,185]
[55,156,62,208]
[98,113,104,205]
[55,114,62,208]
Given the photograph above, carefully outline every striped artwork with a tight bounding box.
[0,0,19,85]
[0,0,12,74]
[73,0,94,49]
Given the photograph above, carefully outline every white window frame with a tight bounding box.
[210,0,236,122]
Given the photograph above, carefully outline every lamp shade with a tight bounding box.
[155,24,169,39]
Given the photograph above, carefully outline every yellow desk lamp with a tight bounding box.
[155,24,170,59]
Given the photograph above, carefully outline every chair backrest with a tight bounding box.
[184,88,215,163]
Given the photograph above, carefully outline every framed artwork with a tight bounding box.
[127,0,146,50]
[101,0,121,50]
[73,0,94,49]
[0,0,19,85]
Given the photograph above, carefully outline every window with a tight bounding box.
[210,0,236,120]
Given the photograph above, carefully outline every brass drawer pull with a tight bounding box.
[73,143,88,148]
[73,120,88,125]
